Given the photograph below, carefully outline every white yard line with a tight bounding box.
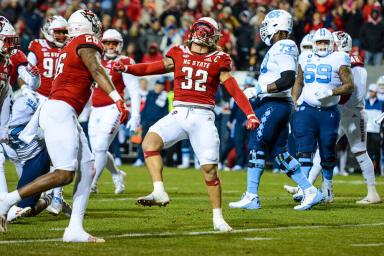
[350,243,384,247]
[1,222,383,244]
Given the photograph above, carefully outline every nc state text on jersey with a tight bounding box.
[43,51,61,58]
[183,59,211,69]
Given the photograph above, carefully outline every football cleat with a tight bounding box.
[294,188,324,211]
[232,165,243,171]
[213,218,233,232]
[62,199,72,217]
[7,206,31,222]
[283,185,299,195]
[132,159,144,167]
[136,192,170,207]
[356,193,381,205]
[0,214,6,233]
[292,188,304,202]
[46,196,63,215]
[321,180,334,203]
[228,192,260,210]
[63,228,105,243]
[112,170,126,194]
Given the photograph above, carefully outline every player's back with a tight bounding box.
[92,56,134,107]
[28,39,61,97]
[300,50,351,107]
[166,45,231,108]
[50,34,103,115]
[258,39,298,99]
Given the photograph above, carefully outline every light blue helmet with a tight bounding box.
[312,28,334,57]
[260,9,293,46]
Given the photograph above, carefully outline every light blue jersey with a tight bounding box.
[299,51,351,107]
[258,39,298,99]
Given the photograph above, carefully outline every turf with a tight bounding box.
[0,161,384,256]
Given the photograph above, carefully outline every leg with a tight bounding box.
[0,149,7,193]
[308,148,322,184]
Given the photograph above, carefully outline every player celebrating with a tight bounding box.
[229,10,324,211]
[113,17,259,231]
[0,9,129,242]
[291,28,354,203]
[27,15,69,215]
[89,29,140,194]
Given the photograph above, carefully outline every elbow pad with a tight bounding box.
[274,70,296,92]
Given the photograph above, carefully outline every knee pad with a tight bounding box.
[297,152,313,167]
[248,150,266,169]
[275,152,300,174]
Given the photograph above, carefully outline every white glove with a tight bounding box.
[243,85,262,99]
[315,89,333,101]
[126,115,140,132]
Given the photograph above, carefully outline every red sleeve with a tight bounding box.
[222,77,254,117]
[120,56,136,65]
[218,53,232,71]
[28,40,38,54]
[74,34,103,55]
[127,60,167,76]
[10,50,28,69]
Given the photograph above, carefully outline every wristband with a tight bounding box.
[109,90,122,102]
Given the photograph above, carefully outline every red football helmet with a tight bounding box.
[188,17,221,48]
[0,16,19,57]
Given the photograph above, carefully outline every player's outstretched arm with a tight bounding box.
[292,64,304,107]
[112,57,174,76]
[220,71,259,130]
[78,47,129,123]
[333,66,354,96]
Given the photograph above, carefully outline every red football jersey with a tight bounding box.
[28,39,61,96]
[339,53,364,104]
[92,56,135,107]
[50,34,103,115]
[166,45,232,107]
[0,50,28,89]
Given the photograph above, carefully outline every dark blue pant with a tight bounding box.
[293,102,340,166]
[17,149,51,208]
[249,98,293,159]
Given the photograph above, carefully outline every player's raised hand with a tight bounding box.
[245,114,260,130]
[112,60,128,73]
[116,99,129,124]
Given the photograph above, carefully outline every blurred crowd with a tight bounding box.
[2,0,384,73]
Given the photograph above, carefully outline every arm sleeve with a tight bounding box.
[274,70,296,92]
[27,52,37,66]
[17,65,40,90]
[122,73,141,118]
[127,61,167,76]
[222,77,254,117]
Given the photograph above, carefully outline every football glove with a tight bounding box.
[116,99,129,124]
[112,60,128,73]
[126,115,140,132]
[245,114,260,130]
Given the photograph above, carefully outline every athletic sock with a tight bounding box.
[356,153,376,187]
[339,150,348,174]
[91,151,108,186]
[291,168,312,190]
[106,152,119,175]
[322,169,333,181]
[213,208,223,219]
[6,190,21,206]
[297,156,312,178]
[246,167,263,195]
[153,181,165,194]
[308,163,322,185]
[0,153,7,193]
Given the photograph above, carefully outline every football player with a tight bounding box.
[0,17,40,195]
[229,10,324,211]
[113,17,260,231]
[0,9,129,242]
[291,28,354,203]
[89,29,140,194]
[300,33,314,53]
[27,15,69,215]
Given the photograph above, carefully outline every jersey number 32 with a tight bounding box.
[181,67,208,92]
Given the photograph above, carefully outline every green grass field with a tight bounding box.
[0,161,384,256]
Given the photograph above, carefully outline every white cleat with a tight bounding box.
[0,193,11,232]
[213,218,233,232]
[228,192,260,210]
[292,188,304,202]
[132,159,144,167]
[112,170,126,194]
[46,196,63,215]
[284,185,299,195]
[7,206,31,222]
[63,228,105,243]
[356,193,382,204]
[321,180,334,203]
[294,188,324,211]
[136,192,170,207]
[177,163,190,169]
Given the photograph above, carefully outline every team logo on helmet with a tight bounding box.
[81,10,101,35]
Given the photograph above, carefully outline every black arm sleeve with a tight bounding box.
[274,70,296,92]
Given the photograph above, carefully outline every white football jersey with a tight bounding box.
[341,65,367,109]
[299,51,351,107]
[258,39,298,99]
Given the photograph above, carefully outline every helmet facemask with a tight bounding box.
[189,21,221,49]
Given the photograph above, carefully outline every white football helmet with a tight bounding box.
[312,28,334,57]
[41,16,68,48]
[0,16,18,57]
[300,33,313,53]
[332,31,352,52]
[68,9,102,38]
[260,9,293,46]
[102,29,123,58]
